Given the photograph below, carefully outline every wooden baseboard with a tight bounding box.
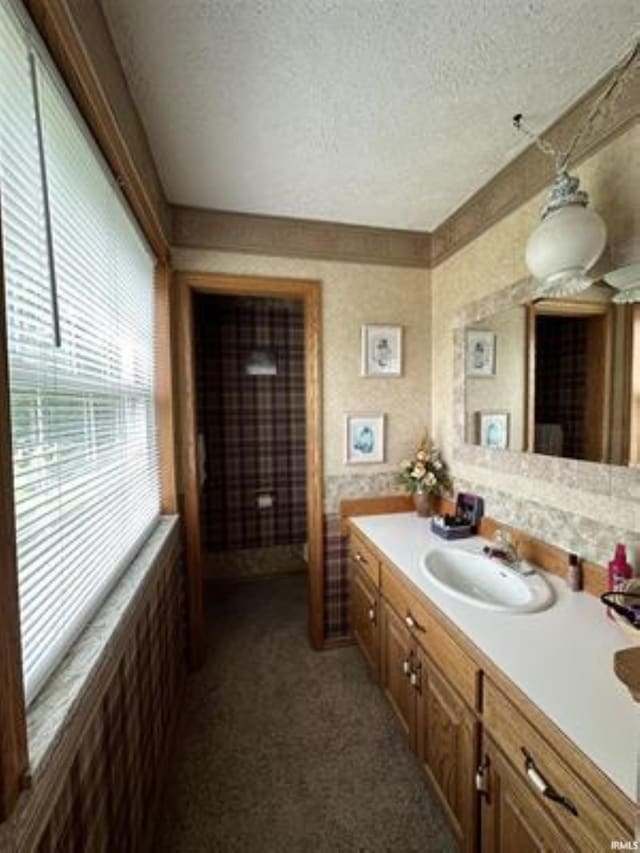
[322,636,355,650]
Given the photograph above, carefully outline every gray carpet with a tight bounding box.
[155,574,458,852]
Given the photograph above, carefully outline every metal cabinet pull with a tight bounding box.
[405,611,425,633]
[355,551,368,565]
[475,759,490,797]
[402,657,412,676]
[521,749,579,817]
[367,605,376,624]
[409,662,421,692]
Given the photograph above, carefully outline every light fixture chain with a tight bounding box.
[513,36,640,172]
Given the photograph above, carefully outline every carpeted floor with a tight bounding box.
[155,574,458,852]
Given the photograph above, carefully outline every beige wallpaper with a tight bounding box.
[432,123,640,558]
[172,249,431,482]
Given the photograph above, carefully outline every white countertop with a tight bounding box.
[352,512,638,802]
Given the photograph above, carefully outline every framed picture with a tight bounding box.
[477,411,510,450]
[344,413,385,464]
[466,330,496,377]
[361,324,402,377]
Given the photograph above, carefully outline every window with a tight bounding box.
[0,0,160,703]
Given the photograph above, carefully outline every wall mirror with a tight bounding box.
[463,283,640,467]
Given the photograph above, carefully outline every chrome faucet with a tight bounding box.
[484,529,535,575]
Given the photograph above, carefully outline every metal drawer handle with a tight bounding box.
[355,551,369,565]
[521,749,578,817]
[402,657,412,676]
[405,611,425,633]
[367,605,376,624]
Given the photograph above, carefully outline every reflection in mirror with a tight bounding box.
[464,283,640,466]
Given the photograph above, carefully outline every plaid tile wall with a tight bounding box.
[7,528,185,853]
[535,316,588,459]
[195,295,307,552]
[323,513,350,640]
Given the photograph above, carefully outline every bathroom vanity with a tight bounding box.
[347,511,636,852]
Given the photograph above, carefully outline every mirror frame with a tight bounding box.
[452,275,638,491]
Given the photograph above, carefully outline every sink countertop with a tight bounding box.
[351,512,638,802]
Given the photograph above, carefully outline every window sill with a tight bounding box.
[25,516,180,779]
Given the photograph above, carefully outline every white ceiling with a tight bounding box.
[102,0,639,231]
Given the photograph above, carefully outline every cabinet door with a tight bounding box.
[480,736,576,853]
[381,599,416,748]
[350,563,380,679]
[417,652,478,853]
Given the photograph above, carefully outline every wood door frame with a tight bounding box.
[175,271,324,667]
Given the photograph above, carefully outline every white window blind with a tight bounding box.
[0,0,160,704]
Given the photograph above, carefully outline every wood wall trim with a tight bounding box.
[176,274,205,668]
[171,206,431,269]
[175,271,325,655]
[154,265,178,514]
[339,495,414,536]
[431,70,640,267]
[0,207,29,821]
[24,0,170,261]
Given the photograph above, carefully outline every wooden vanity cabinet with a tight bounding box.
[380,599,417,747]
[347,522,635,852]
[417,649,479,853]
[479,735,575,853]
[350,560,380,679]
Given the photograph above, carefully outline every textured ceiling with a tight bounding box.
[102,0,639,231]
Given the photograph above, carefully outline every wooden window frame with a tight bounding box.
[175,272,324,667]
[0,205,29,821]
[154,263,178,514]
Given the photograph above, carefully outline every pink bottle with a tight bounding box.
[608,544,633,592]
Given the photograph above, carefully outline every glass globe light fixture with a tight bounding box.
[526,171,607,297]
[604,263,640,304]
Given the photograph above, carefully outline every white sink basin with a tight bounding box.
[421,547,554,613]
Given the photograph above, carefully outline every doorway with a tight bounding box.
[195,293,307,579]
[176,273,323,668]
[530,300,612,461]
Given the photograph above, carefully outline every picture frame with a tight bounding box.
[344,412,385,464]
[361,324,402,377]
[466,329,496,377]
[477,411,510,450]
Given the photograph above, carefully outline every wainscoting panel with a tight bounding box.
[0,522,185,852]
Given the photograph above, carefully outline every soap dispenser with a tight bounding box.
[608,544,632,592]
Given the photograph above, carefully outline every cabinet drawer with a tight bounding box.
[381,561,479,711]
[349,532,380,587]
[483,678,632,851]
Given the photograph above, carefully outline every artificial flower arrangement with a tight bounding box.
[398,436,452,496]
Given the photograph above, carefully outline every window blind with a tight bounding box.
[0,0,160,703]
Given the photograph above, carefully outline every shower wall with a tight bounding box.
[195,294,306,579]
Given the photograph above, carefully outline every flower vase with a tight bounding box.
[413,490,436,517]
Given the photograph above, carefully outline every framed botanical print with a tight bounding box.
[344,412,385,464]
[361,325,402,377]
[477,411,510,450]
[466,330,496,377]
